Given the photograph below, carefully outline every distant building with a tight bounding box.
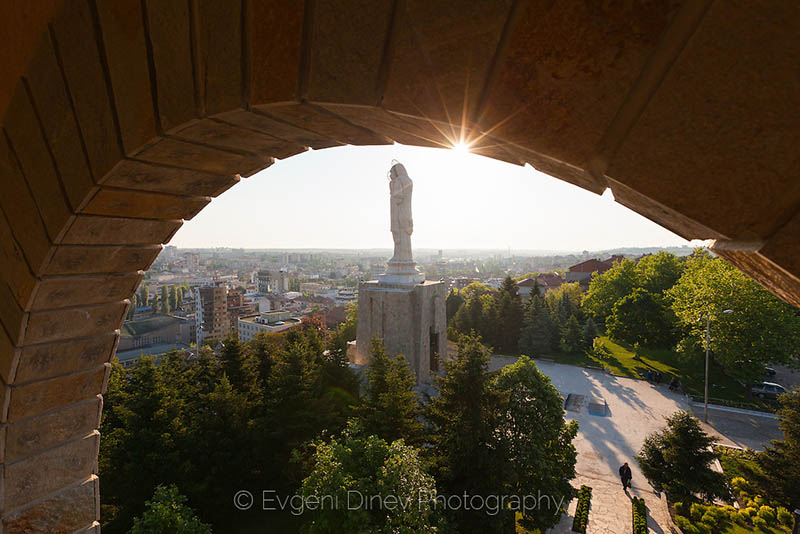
[238,310,302,341]
[566,256,624,288]
[537,272,565,294]
[118,313,195,367]
[227,289,254,332]
[184,253,199,271]
[195,285,229,344]
[257,270,270,294]
[270,269,289,293]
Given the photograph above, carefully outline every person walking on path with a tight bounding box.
[619,462,633,491]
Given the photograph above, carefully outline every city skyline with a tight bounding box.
[170,144,701,251]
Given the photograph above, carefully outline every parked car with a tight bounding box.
[763,366,777,377]
[751,382,787,400]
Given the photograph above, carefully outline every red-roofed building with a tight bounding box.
[567,256,624,288]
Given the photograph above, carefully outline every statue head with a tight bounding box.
[388,161,408,181]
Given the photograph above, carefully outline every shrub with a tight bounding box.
[743,507,758,517]
[571,485,592,533]
[734,510,750,524]
[777,506,793,527]
[752,516,768,529]
[673,501,685,516]
[754,495,766,507]
[695,522,712,534]
[757,505,776,525]
[690,503,706,522]
[731,476,749,491]
[674,515,698,534]
[700,512,718,528]
[632,497,647,534]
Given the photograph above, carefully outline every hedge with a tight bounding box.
[632,497,647,534]
[571,485,592,533]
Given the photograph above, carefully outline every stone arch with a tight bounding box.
[1,0,799,531]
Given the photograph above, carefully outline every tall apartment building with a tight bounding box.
[257,270,270,294]
[195,285,228,345]
[270,269,289,294]
[227,289,254,332]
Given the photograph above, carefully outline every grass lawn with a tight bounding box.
[542,337,772,410]
[724,524,790,534]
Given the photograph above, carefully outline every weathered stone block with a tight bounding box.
[2,475,98,534]
[32,273,142,311]
[198,0,242,114]
[26,30,96,211]
[23,301,127,345]
[144,0,197,131]
[0,280,26,346]
[249,0,304,106]
[52,0,123,179]
[134,138,268,177]
[215,109,338,150]
[5,397,101,462]
[82,188,210,221]
[46,245,162,276]
[0,209,37,310]
[102,159,239,198]
[254,103,389,146]
[0,134,53,274]
[7,366,107,421]
[173,119,306,160]
[3,83,73,242]
[62,216,181,246]
[3,431,99,510]
[0,323,19,384]
[95,0,158,154]
[15,333,117,384]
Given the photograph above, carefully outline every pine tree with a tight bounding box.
[496,276,524,354]
[357,339,423,446]
[218,333,258,397]
[169,285,177,311]
[129,485,211,534]
[426,334,508,533]
[127,293,137,320]
[560,314,582,353]
[758,388,800,508]
[636,411,727,501]
[582,317,599,349]
[160,285,169,314]
[519,295,555,357]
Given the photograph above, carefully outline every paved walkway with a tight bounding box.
[489,356,781,533]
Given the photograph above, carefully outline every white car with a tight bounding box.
[751,382,787,400]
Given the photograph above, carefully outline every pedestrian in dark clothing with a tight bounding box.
[619,462,632,491]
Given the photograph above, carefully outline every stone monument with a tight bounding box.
[354,162,446,384]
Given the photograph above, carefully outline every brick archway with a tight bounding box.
[1,1,799,531]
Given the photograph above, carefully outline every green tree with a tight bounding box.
[635,251,685,295]
[582,317,598,348]
[606,288,675,347]
[560,314,582,353]
[757,388,800,509]
[636,411,727,502]
[519,295,556,356]
[127,293,137,320]
[300,421,439,534]
[582,259,637,324]
[138,284,149,307]
[357,339,423,445]
[169,285,178,310]
[446,289,465,324]
[426,334,508,533]
[160,285,169,314]
[668,253,800,377]
[129,485,211,534]
[493,356,578,532]
[219,333,258,396]
[495,276,524,354]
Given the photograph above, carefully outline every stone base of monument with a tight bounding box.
[378,260,425,285]
[354,279,446,385]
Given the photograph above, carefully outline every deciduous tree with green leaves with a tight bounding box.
[667,252,800,377]
[582,259,638,324]
[129,485,211,534]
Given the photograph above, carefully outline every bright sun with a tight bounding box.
[452,142,470,154]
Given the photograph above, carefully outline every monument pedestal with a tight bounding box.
[354,279,446,385]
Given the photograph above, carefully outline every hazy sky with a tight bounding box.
[170,143,692,251]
